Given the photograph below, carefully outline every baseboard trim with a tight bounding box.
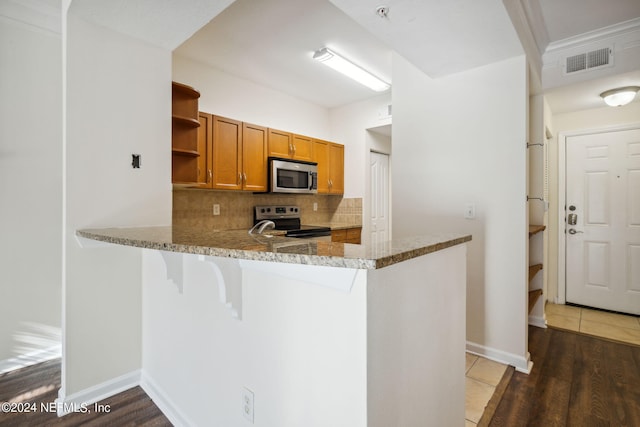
[140,372,193,427]
[55,369,141,417]
[0,345,61,375]
[466,341,532,374]
[528,315,547,329]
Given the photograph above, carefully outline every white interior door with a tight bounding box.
[370,151,389,245]
[565,128,640,315]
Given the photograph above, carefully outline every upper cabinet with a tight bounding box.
[241,122,268,192]
[200,116,268,192]
[211,115,243,190]
[268,129,313,162]
[171,82,201,185]
[291,134,313,162]
[195,112,213,187]
[171,83,342,194]
[313,139,344,195]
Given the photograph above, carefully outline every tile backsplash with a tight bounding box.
[173,189,362,230]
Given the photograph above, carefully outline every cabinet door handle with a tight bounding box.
[207,170,212,183]
[289,143,293,155]
[292,144,296,155]
[243,172,247,182]
[238,173,242,185]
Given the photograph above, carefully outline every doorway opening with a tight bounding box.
[558,124,640,316]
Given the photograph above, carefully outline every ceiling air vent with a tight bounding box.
[564,47,612,75]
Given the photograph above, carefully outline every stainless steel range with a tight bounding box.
[254,205,331,240]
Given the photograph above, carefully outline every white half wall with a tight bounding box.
[63,10,172,396]
[0,10,62,364]
[142,252,368,427]
[391,53,530,370]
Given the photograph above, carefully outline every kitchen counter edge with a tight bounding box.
[76,227,471,270]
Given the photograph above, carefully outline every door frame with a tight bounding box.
[368,150,391,244]
[557,122,640,304]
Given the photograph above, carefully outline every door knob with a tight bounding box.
[568,229,583,235]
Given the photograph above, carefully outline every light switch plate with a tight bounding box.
[464,204,475,219]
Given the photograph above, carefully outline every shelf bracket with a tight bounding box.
[198,255,243,320]
[159,251,185,294]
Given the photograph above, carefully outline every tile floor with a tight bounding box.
[465,353,507,426]
[546,303,640,346]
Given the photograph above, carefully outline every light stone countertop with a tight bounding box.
[76,226,471,270]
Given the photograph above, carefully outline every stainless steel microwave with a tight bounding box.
[269,157,318,194]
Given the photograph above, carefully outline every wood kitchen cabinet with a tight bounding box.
[268,129,313,161]
[195,112,213,187]
[212,115,243,190]
[209,116,268,191]
[241,122,268,191]
[172,82,201,184]
[331,227,362,244]
[313,139,344,194]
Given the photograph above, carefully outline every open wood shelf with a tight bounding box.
[529,224,546,237]
[529,264,543,282]
[528,289,543,314]
[172,115,201,128]
[172,148,200,157]
[172,81,200,98]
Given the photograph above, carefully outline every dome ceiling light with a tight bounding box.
[599,86,640,107]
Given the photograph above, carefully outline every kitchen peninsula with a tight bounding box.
[77,226,471,427]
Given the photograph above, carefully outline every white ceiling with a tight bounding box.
[69,0,640,113]
[174,0,394,108]
[538,0,640,43]
[174,0,525,108]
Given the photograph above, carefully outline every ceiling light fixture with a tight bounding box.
[599,86,640,107]
[312,47,390,92]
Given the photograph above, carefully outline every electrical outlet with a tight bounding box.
[313,202,318,212]
[464,203,475,219]
[242,387,254,423]
[213,204,220,216]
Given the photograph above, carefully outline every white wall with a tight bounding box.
[391,53,530,370]
[0,11,62,365]
[63,10,172,395]
[546,101,640,302]
[329,93,392,198]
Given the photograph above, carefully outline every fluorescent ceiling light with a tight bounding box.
[313,47,390,92]
[599,86,640,107]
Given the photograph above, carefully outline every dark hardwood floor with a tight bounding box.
[488,326,640,427]
[0,359,171,426]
